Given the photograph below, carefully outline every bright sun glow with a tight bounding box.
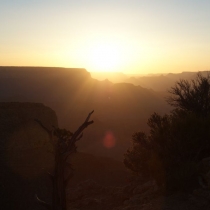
[73,38,137,73]
[85,41,122,72]
[88,45,120,71]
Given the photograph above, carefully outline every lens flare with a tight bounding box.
[103,131,116,148]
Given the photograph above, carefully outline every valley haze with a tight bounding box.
[0,66,206,159]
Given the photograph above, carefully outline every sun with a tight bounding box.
[86,41,122,72]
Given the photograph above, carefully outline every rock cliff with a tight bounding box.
[0,102,58,210]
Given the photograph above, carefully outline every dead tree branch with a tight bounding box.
[35,110,94,210]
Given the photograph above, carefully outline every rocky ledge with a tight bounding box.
[66,178,210,210]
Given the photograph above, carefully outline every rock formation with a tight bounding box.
[0,102,58,210]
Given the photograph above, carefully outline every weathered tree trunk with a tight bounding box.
[35,110,94,210]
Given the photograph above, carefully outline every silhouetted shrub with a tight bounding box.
[124,72,210,191]
[167,72,210,116]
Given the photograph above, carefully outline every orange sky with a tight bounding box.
[1,0,210,74]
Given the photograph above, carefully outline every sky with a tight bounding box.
[0,0,210,74]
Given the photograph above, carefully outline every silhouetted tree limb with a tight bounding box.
[34,118,54,146]
[66,110,94,153]
[35,194,52,210]
[35,110,94,210]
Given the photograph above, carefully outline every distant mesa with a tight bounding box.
[90,71,128,83]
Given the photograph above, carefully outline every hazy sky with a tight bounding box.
[1,0,210,74]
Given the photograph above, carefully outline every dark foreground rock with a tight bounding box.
[0,102,58,210]
[66,179,210,210]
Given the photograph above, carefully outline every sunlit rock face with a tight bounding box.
[0,102,58,210]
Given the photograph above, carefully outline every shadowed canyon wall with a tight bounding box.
[0,67,171,159]
[0,102,57,210]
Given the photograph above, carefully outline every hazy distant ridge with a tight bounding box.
[90,70,209,92]
[0,66,170,159]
